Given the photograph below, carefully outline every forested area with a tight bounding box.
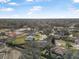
[0,19,79,59]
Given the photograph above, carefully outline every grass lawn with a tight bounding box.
[12,34,26,45]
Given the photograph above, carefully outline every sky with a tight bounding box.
[0,0,79,18]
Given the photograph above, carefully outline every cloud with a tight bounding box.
[0,14,21,18]
[0,8,14,11]
[0,0,19,6]
[26,0,33,2]
[8,2,19,6]
[72,9,79,14]
[0,0,10,3]
[70,0,79,14]
[35,0,50,2]
[69,5,79,15]
[27,6,43,15]
[26,0,50,2]
[73,0,79,3]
